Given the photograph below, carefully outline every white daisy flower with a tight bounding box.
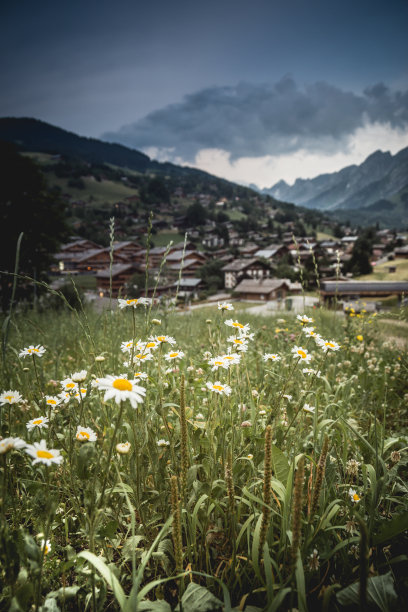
[302,368,321,378]
[40,538,51,555]
[303,404,315,414]
[59,391,72,404]
[0,390,23,405]
[263,353,281,362]
[218,302,234,311]
[291,346,312,364]
[26,416,49,431]
[121,340,135,353]
[206,381,232,396]
[297,314,313,325]
[19,345,46,358]
[283,394,293,401]
[60,378,78,392]
[132,352,153,364]
[227,335,249,351]
[318,339,340,353]
[348,488,361,503]
[116,441,131,454]
[0,437,26,454]
[195,413,205,420]
[118,297,150,309]
[144,339,159,351]
[45,395,62,408]
[221,352,241,366]
[24,440,63,466]
[72,388,87,402]
[133,371,148,380]
[225,319,250,334]
[164,350,185,361]
[208,356,229,371]
[96,375,146,408]
[71,370,87,383]
[302,327,321,342]
[156,335,177,346]
[157,439,170,447]
[75,426,97,442]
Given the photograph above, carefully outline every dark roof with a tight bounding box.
[233,278,290,294]
[96,264,134,278]
[172,278,202,287]
[321,281,408,294]
[221,258,263,272]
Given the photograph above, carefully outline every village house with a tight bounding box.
[255,244,288,262]
[233,278,301,301]
[221,258,271,289]
[96,263,136,297]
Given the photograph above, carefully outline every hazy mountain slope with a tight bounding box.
[264,147,408,213]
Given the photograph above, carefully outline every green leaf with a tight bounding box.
[176,582,223,611]
[97,520,119,539]
[336,572,397,612]
[373,511,408,546]
[78,550,126,610]
[295,553,308,612]
[45,586,81,601]
[137,601,172,611]
[271,444,290,484]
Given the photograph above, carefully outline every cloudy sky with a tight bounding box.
[1,0,408,187]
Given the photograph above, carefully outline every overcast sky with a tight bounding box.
[1,0,408,187]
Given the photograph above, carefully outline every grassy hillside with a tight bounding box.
[357,258,408,281]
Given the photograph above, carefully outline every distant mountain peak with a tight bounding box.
[262,145,408,227]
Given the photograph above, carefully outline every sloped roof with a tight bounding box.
[221,258,263,272]
[321,281,408,294]
[233,278,290,294]
[96,264,134,278]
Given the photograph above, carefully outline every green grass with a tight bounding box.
[227,208,247,221]
[153,231,187,247]
[50,173,139,203]
[1,296,407,611]
[357,258,408,281]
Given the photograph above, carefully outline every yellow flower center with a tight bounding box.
[234,339,243,344]
[326,342,335,348]
[169,352,178,358]
[66,383,75,389]
[33,419,43,425]
[157,336,166,342]
[136,354,147,359]
[353,493,360,501]
[79,431,90,439]
[113,378,132,391]
[47,399,56,404]
[126,299,138,305]
[36,450,54,459]
[224,356,234,360]
[146,342,156,348]
[214,361,224,365]
[232,322,244,328]
[213,385,224,391]
[32,348,39,352]
[298,350,307,359]
[5,395,14,401]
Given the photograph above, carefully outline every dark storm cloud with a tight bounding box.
[103,78,408,159]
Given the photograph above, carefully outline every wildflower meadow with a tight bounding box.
[1,287,407,611]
